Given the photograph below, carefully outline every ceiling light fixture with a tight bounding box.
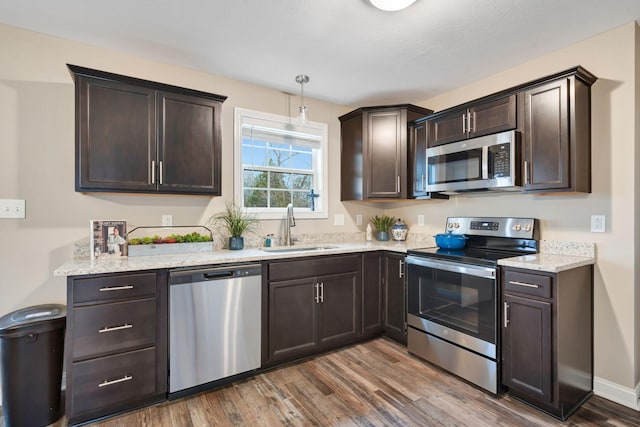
[369,0,417,12]
[295,74,309,125]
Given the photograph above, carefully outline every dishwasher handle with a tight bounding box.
[169,263,261,285]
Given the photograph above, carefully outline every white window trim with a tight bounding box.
[234,107,329,220]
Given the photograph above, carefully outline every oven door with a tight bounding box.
[406,255,497,358]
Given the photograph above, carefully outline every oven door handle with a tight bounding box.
[406,256,496,279]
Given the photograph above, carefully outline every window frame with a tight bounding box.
[234,107,329,220]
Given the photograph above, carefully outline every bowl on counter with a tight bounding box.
[434,232,468,250]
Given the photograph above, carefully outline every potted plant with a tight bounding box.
[210,203,259,250]
[369,215,396,241]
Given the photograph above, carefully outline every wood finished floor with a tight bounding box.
[3,337,638,427]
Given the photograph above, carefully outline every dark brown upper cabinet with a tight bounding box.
[521,68,596,193]
[68,64,226,195]
[426,94,517,147]
[340,104,433,200]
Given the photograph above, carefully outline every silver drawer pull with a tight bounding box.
[99,324,133,333]
[509,280,540,288]
[99,375,132,388]
[99,285,134,292]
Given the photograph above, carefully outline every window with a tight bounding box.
[234,108,328,219]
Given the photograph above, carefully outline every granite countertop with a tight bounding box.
[54,238,597,277]
[53,241,414,277]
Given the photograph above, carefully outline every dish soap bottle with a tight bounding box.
[366,223,373,241]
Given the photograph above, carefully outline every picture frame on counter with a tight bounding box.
[90,220,128,259]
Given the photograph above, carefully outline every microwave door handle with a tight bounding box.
[482,146,489,179]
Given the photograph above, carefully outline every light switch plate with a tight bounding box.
[334,214,345,226]
[355,214,363,226]
[162,215,173,227]
[0,199,25,219]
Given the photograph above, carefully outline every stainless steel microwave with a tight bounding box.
[425,130,521,194]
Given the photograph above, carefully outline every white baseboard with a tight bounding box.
[594,376,640,410]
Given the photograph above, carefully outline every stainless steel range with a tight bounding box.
[406,217,538,394]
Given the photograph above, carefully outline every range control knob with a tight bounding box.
[513,223,522,231]
[524,224,532,232]
[454,223,460,228]
[447,222,453,229]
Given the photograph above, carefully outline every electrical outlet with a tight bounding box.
[590,215,605,233]
[334,214,345,226]
[162,215,173,227]
[418,215,425,226]
[0,199,26,219]
[356,214,363,226]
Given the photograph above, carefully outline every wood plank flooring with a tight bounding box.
[2,337,639,426]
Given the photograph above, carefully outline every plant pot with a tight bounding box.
[229,237,244,250]
[376,231,389,241]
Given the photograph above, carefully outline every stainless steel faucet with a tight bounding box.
[285,203,296,246]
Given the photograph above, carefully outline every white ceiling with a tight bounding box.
[1,0,640,106]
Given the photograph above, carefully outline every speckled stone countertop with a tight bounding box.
[54,241,414,277]
[54,236,596,277]
[498,240,596,273]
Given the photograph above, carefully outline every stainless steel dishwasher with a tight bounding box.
[168,263,261,395]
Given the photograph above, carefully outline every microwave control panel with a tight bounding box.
[488,143,511,178]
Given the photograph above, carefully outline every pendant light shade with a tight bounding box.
[369,0,417,12]
[296,74,309,125]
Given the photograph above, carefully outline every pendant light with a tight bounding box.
[369,0,417,12]
[295,74,309,125]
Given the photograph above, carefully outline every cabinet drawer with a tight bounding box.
[70,347,157,416]
[72,298,156,359]
[504,270,552,299]
[72,272,157,303]
[269,254,360,282]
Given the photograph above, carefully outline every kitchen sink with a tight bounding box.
[260,245,339,253]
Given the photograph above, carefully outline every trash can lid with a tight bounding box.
[0,304,66,336]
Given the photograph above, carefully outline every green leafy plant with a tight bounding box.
[128,232,212,245]
[369,215,396,232]
[210,202,259,238]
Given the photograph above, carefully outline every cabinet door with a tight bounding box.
[426,109,467,147]
[267,278,317,363]
[318,271,361,348]
[502,293,552,403]
[76,76,156,192]
[468,94,517,139]
[365,109,406,198]
[362,252,383,336]
[158,91,222,195]
[409,121,428,198]
[523,78,570,191]
[384,253,406,343]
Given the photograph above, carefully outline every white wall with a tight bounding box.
[387,22,640,408]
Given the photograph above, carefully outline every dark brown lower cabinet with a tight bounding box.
[501,265,593,420]
[65,270,167,426]
[383,253,407,344]
[264,254,362,366]
[362,252,384,337]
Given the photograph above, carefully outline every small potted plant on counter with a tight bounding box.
[370,215,396,241]
[210,202,259,250]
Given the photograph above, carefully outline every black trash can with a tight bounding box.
[0,304,66,427]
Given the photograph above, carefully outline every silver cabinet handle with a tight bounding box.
[151,160,156,184]
[399,260,405,279]
[99,375,132,388]
[461,113,466,133]
[99,285,133,292]
[468,112,474,133]
[159,160,163,185]
[319,282,324,303]
[99,324,133,333]
[504,302,509,328]
[396,175,400,193]
[509,280,539,288]
[314,283,318,303]
[524,161,529,185]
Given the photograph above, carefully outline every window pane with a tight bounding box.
[270,190,291,208]
[244,189,267,207]
[242,144,268,167]
[292,191,309,208]
[291,151,313,169]
[291,173,312,190]
[270,172,289,189]
[243,170,267,188]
